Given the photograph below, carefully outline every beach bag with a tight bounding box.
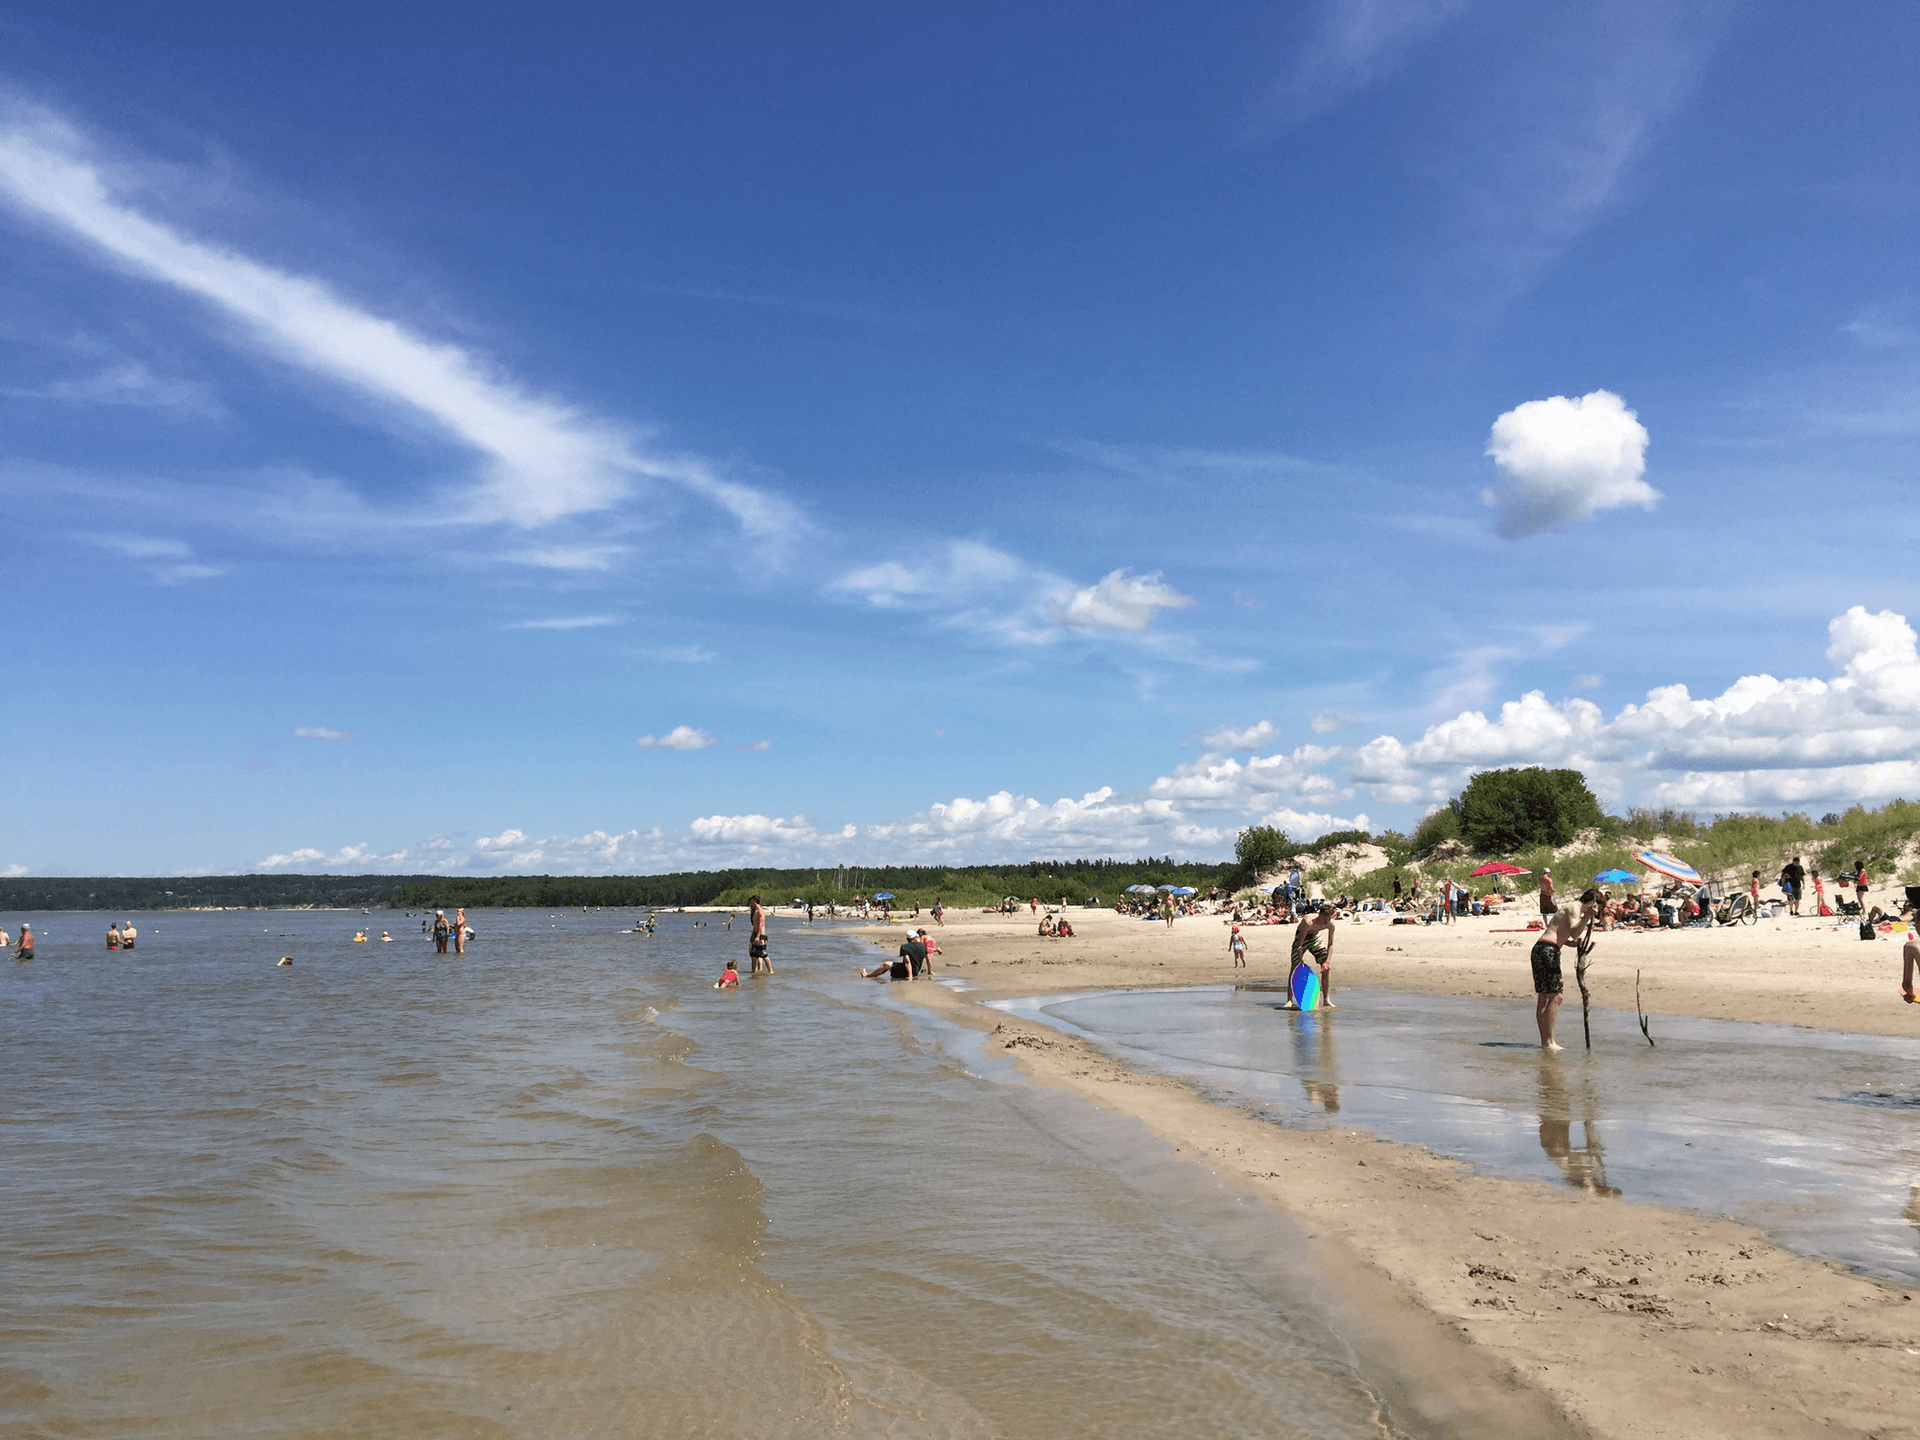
[1860,921,1876,941]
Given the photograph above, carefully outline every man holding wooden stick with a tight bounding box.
[1530,889,1602,1052]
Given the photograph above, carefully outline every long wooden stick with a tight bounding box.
[1636,968,1656,1048]
[1576,915,1596,1051]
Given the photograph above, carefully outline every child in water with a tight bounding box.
[714,961,739,990]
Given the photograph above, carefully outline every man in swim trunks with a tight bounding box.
[748,895,772,974]
[1289,902,1338,1007]
[15,922,34,960]
[1530,889,1602,1052]
[120,920,136,951]
[1539,868,1555,917]
[1781,857,1806,916]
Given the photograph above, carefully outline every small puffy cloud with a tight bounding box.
[1205,720,1277,751]
[3,862,27,876]
[1057,569,1195,630]
[637,726,716,751]
[292,725,356,740]
[510,615,619,630]
[1572,673,1604,690]
[833,545,1198,648]
[1483,390,1658,539]
[1311,710,1356,734]
[737,740,772,752]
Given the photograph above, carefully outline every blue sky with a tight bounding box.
[3,0,1918,876]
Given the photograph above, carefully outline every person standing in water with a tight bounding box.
[453,908,468,956]
[1529,889,1603,1052]
[15,922,34,960]
[748,895,771,974]
[108,922,121,950]
[120,920,136,951]
[431,911,450,954]
[1289,902,1338,1007]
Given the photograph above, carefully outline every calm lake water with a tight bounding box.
[998,984,1920,1284]
[4,910,1436,1439]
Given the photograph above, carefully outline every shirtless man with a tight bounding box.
[748,895,771,974]
[120,920,136,951]
[1539,868,1555,917]
[1289,902,1338,1007]
[14,922,34,960]
[1530,889,1602,1051]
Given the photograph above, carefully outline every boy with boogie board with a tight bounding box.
[1286,902,1337,1010]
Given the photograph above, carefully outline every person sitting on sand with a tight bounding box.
[1056,917,1074,938]
[1529,889,1603,1052]
[1038,914,1057,937]
[1228,924,1247,968]
[1288,902,1337,1008]
[714,961,739,990]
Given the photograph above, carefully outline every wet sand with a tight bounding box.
[874,906,1920,1440]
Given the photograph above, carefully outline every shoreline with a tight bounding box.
[885,907,1920,1439]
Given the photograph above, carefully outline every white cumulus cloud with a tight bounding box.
[1057,569,1195,630]
[1483,390,1658,539]
[636,726,716,751]
[1204,720,1277,751]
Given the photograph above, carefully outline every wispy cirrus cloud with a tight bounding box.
[0,104,799,541]
[89,533,224,583]
[509,614,620,631]
[1261,0,1468,127]
[292,725,356,740]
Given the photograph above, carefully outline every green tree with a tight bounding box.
[1455,767,1603,853]
[1230,825,1292,887]
[1412,805,1460,854]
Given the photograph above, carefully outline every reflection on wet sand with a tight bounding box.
[1291,1011,1341,1113]
[1535,1064,1621,1197]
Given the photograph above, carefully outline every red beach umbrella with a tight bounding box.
[1468,861,1531,877]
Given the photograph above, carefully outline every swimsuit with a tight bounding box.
[749,937,769,959]
[1530,940,1563,995]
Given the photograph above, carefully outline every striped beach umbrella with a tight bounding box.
[1634,850,1702,884]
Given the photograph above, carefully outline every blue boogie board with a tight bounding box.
[1290,962,1322,1011]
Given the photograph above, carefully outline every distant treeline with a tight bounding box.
[396,858,1239,910]
[0,874,430,912]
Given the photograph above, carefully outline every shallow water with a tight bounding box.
[993,984,1920,1283]
[3,912,1440,1439]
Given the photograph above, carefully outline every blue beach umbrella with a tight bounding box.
[1167,886,1197,896]
[871,892,895,900]
[1124,884,1157,894]
[1593,868,1638,883]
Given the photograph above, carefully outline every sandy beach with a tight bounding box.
[861,905,1920,1440]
